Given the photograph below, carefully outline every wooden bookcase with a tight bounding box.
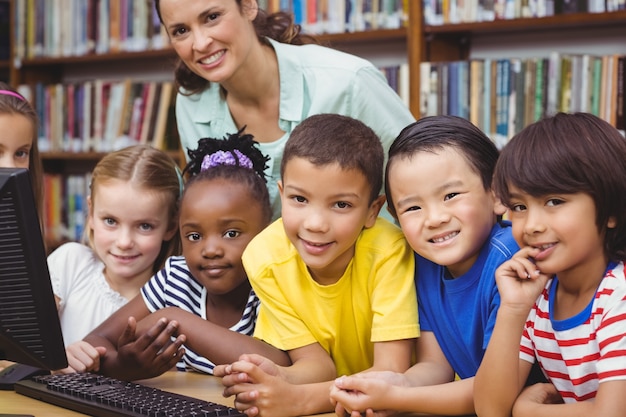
[8,0,626,247]
[5,1,415,248]
[410,6,626,119]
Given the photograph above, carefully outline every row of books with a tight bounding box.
[16,59,405,155]
[17,79,177,153]
[419,53,626,148]
[380,63,410,106]
[423,0,624,25]
[44,173,90,244]
[259,0,408,33]
[14,0,168,60]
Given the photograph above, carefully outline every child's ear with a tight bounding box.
[491,189,507,216]
[607,216,617,229]
[365,195,386,228]
[386,204,398,221]
[86,196,94,230]
[277,180,284,198]
[164,221,178,241]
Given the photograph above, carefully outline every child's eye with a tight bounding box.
[334,201,351,209]
[223,230,240,239]
[104,218,116,226]
[292,195,307,203]
[15,150,29,159]
[546,198,564,207]
[186,232,201,242]
[444,192,459,201]
[404,205,421,213]
[139,223,154,232]
[511,204,526,212]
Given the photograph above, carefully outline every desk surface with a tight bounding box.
[0,371,335,417]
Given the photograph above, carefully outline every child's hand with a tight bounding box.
[330,375,395,417]
[219,354,291,417]
[495,246,551,312]
[116,316,186,379]
[512,382,563,417]
[58,341,106,374]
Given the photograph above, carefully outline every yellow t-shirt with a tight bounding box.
[243,217,419,377]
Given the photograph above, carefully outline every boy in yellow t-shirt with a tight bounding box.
[215,114,419,417]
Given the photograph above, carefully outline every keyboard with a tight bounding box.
[14,372,246,417]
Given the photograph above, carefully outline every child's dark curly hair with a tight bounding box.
[183,129,269,181]
[182,129,273,224]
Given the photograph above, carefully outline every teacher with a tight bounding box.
[155,0,416,218]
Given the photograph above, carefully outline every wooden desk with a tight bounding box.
[0,372,335,416]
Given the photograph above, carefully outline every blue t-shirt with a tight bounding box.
[415,221,518,379]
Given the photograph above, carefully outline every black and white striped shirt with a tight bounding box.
[141,256,259,374]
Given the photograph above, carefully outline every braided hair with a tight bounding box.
[182,130,272,224]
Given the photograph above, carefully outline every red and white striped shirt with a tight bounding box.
[520,261,626,402]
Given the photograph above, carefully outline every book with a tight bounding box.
[590,56,602,117]
[559,55,572,113]
[489,59,498,139]
[103,81,126,149]
[448,61,460,116]
[534,58,544,121]
[616,55,625,131]
[600,54,611,122]
[495,59,510,149]
[470,59,484,128]
[546,51,561,117]
[482,58,492,136]
[428,62,440,118]
[514,59,526,136]
[608,54,618,126]
[139,81,158,144]
[152,82,174,150]
[524,58,535,127]
[508,58,522,139]
[96,0,110,54]
[398,62,410,107]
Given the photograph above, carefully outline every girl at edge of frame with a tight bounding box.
[0,82,45,372]
[0,82,44,231]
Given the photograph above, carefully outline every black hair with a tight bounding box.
[493,112,626,262]
[182,129,273,224]
[385,115,499,218]
[281,114,384,203]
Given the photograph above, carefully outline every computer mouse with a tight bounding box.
[0,363,50,390]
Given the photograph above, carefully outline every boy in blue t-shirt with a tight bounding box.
[331,115,520,416]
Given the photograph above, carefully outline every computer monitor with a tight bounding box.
[0,168,67,371]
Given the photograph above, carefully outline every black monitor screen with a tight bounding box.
[0,168,67,370]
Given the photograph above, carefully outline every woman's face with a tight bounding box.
[159,0,259,85]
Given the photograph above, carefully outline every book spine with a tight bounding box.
[616,55,625,131]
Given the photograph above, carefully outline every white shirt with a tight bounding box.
[48,242,129,346]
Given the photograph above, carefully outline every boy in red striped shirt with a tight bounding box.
[475,112,626,417]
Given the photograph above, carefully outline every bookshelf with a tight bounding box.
[7,0,415,247]
[413,6,626,143]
